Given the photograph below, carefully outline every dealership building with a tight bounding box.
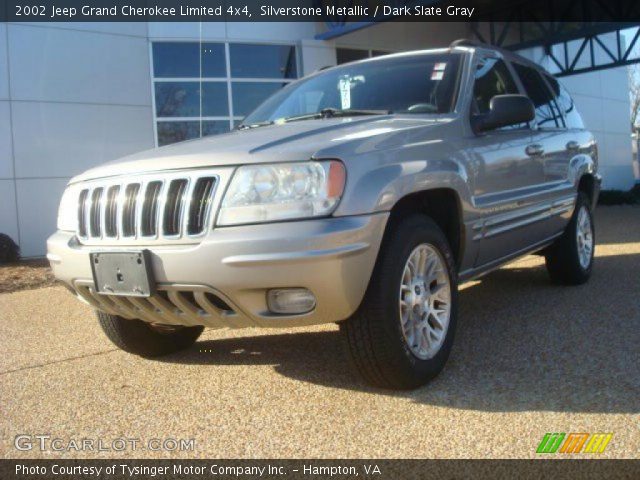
[0,19,637,256]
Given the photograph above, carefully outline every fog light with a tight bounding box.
[267,288,316,314]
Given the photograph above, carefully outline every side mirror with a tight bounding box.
[473,94,535,132]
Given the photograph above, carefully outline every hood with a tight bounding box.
[71,115,454,183]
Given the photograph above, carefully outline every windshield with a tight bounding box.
[241,52,463,126]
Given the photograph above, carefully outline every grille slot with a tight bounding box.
[141,181,163,236]
[78,189,89,237]
[89,188,103,237]
[104,186,120,237]
[163,179,188,236]
[122,184,140,237]
[75,171,218,242]
[187,177,215,235]
[74,283,243,329]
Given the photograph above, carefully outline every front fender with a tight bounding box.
[332,149,474,217]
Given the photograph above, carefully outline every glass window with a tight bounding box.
[202,82,229,116]
[472,58,519,114]
[243,53,463,125]
[153,43,199,78]
[153,42,226,78]
[232,82,288,117]
[337,48,369,65]
[544,74,584,129]
[230,44,297,79]
[203,120,231,137]
[155,82,228,118]
[372,50,392,57]
[152,42,297,146]
[512,63,565,129]
[155,82,200,117]
[200,43,226,77]
[157,121,201,146]
[158,121,230,146]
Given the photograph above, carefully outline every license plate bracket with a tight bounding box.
[90,251,155,297]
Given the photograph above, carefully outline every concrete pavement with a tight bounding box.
[1,206,639,458]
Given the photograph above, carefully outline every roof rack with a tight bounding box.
[448,38,551,73]
[449,38,492,50]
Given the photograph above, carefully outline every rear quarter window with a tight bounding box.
[544,74,585,129]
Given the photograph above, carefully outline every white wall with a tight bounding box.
[147,21,318,42]
[1,23,155,256]
[334,21,471,51]
[562,67,633,190]
[1,23,19,248]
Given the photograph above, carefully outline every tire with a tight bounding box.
[97,311,203,357]
[545,192,595,285]
[341,214,458,389]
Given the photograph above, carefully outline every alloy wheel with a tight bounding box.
[399,244,452,360]
[576,206,594,269]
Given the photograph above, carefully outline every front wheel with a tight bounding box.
[97,311,203,357]
[341,215,458,389]
[545,192,595,285]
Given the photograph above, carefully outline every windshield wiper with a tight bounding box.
[237,120,274,130]
[283,108,390,123]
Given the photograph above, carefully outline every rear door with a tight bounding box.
[542,72,588,182]
[510,62,575,240]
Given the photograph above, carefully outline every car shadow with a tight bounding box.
[159,251,639,414]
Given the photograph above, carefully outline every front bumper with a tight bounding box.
[47,213,388,328]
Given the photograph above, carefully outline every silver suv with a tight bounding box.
[48,41,600,389]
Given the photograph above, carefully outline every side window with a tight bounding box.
[512,63,565,129]
[472,57,519,114]
[544,74,585,129]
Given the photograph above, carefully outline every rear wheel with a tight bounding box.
[545,192,595,285]
[97,311,203,357]
[341,215,458,389]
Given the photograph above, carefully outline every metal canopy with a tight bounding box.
[470,22,640,77]
[314,0,640,76]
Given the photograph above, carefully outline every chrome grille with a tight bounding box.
[188,177,215,235]
[76,172,218,242]
[141,181,162,236]
[122,183,140,237]
[104,186,120,237]
[89,188,103,237]
[163,179,188,236]
[77,189,89,237]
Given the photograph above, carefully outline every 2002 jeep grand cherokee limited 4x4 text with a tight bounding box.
[48,40,600,389]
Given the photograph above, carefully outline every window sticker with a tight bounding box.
[338,76,352,109]
[431,62,447,80]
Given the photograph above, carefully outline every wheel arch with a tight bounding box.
[577,173,598,209]
[569,151,599,208]
[384,188,465,269]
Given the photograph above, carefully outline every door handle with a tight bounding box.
[566,140,580,151]
[525,144,544,157]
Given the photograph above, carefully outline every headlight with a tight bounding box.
[217,160,345,226]
[57,186,79,231]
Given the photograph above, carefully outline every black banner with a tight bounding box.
[2,459,640,480]
[2,0,640,22]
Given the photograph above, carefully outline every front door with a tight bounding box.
[466,55,546,266]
